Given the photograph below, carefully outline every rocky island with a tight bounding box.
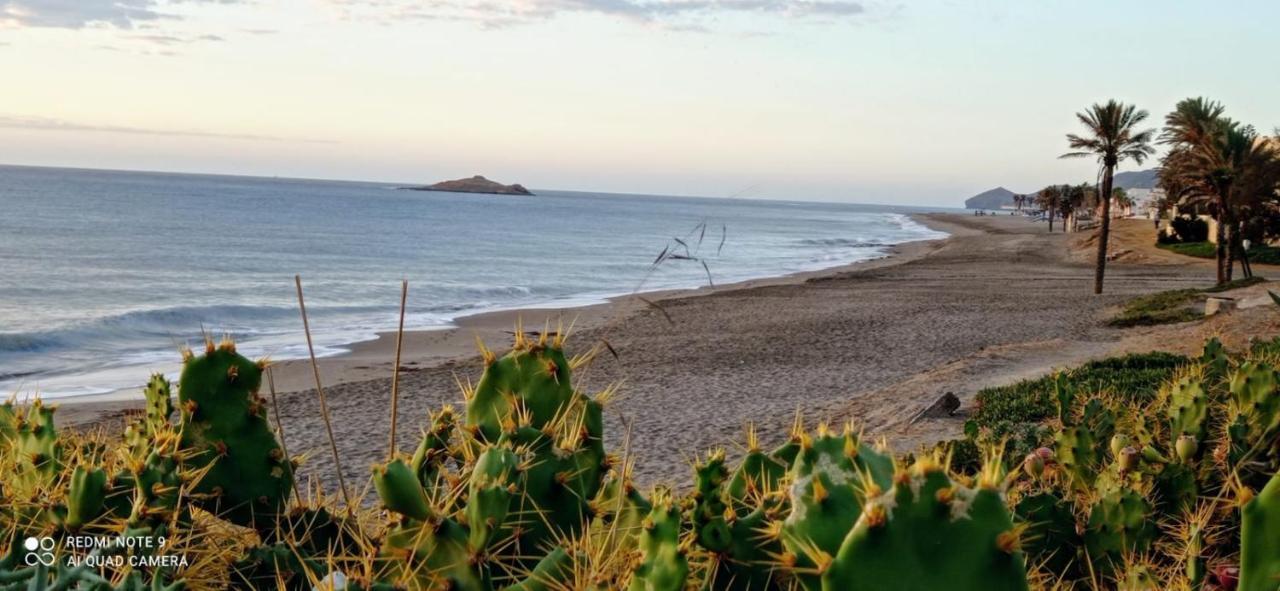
[403,175,534,196]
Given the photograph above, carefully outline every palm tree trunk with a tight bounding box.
[1094,165,1114,294]
[1215,193,1229,285]
[1048,208,1055,232]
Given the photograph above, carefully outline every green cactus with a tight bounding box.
[230,542,326,591]
[1240,470,1280,591]
[1202,337,1230,380]
[1167,371,1210,446]
[125,374,176,459]
[62,465,108,531]
[465,445,520,550]
[1014,491,1081,578]
[506,547,575,591]
[10,400,62,499]
[823,457,1028,591]
[1083,490,1157,575]
[177,340,293,531]
[1055,426,1102,492]
[464,336,607,564]
[690,450,783,591]
[779,424,893,591]
[410,405,459,498]
[628,489,688,591]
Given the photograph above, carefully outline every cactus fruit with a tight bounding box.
[1240,470,1280,591]
[628,489,688,591]
[823,455,1028,591]
[780,423,893,591]
[177,340,293,530]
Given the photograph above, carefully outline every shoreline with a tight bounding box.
[52,215,957,406]
[57,214,1274,490]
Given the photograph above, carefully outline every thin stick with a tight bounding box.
[266,367,301,501]
[294,275,353,510]
[389,280,408,461]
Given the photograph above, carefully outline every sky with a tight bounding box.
[0,1,1277,206]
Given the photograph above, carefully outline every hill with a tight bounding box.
[964,187,1030,209]
[405,175,534,196]
[1112,168,1158,189]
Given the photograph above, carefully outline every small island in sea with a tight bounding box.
[403,175,534,196]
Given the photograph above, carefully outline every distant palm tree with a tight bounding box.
[1062,100,1157,294]
[1038,185,1062,231]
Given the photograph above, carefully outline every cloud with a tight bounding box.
[0,0,167,28]
[0,0,239,30]
[0,115,335,143]
[336,0,870,30]
[129,32,224,44]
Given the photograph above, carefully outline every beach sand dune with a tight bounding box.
[62,214,1271,492]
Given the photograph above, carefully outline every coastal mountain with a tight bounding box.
[406,175,534,196]
[964,187,1032,209]
[1112,168,1158,189]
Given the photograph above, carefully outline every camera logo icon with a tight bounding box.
[23,537,55,567]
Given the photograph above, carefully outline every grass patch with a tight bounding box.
[1108,276,1269,328]
[1108,289,1204,327]
[1203,275,1266,292]
[1158,241,1280,264]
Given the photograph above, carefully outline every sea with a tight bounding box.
[0,165,950,398]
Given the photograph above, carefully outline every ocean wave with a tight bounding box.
[794,238,888,248]
[0,304,308,355]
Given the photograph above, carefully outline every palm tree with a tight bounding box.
[1062,100,1157,294]
[1161,101,1280,283]
[1037,185,1062,231]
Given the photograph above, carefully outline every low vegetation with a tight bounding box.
[2,331,1279,590]
[1107,277,1267,327]
[1159,240,1280,265]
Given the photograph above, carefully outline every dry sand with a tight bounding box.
[59,213,1277,491]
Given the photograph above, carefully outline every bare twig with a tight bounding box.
[389,280,408,461]
[266,367,301,501]
[294,275,353,510]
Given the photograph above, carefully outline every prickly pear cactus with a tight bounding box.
[177,340,293,530]
[628,489,688,591]
[61,465,108,531]
[10,400,62,498]
[823,456,1028,591]
[1240,470,1280,591]
[1227,362,1280,484]
[465,333,608,562]
[1167,369,1210,445]
[780,423,893,591]
[690,449,783,591]
[1014,491,1080,578]
[410,405,459,498]
[1083,489,1157,575]
[125,374,176,459]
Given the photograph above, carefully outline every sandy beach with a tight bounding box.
[59,213,1279,490]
